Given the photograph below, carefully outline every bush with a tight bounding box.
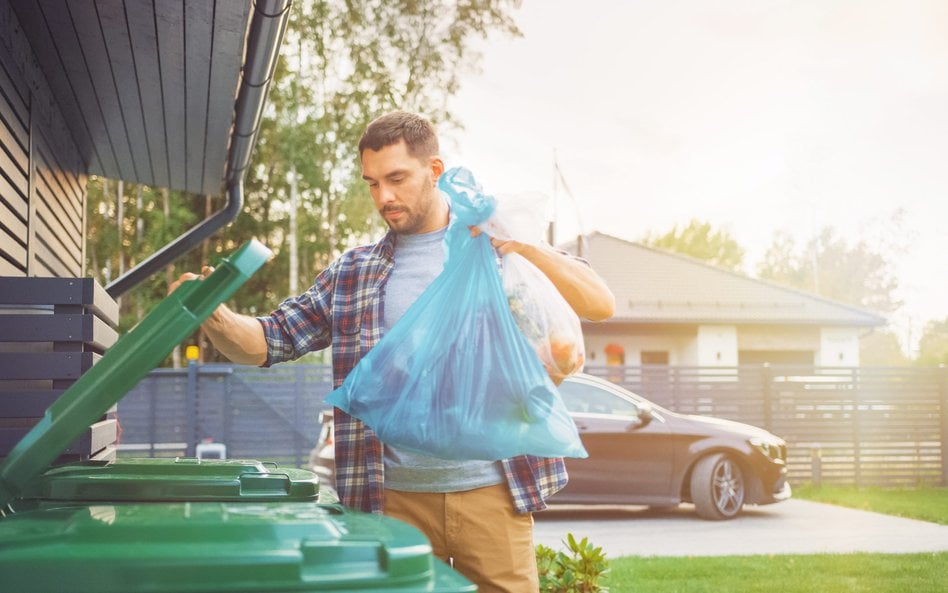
[536,533,610,593]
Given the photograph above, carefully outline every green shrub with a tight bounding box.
[536,533,610,593]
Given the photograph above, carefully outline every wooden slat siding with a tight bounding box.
[0,257,21,275]
[0,277,119,325]
[202,0,248,195]
[32,188,81,276]
[0,390,66,418]
[0,230,26,269]
[70,1,145,184]
[0,77,28,169]
[0,115,28,193]
[0,352,99,381]
[33,186,81,271]
[184,0,212,193]
[0,130,28,194]
[0,314,118,351]
[11,2,104,175]
[40,0,130,179]
[32,232,74,278]
[0,169,28,221]
[95,0,155,186]
[0,7,30,109]
[0,418,116,456]
[124,0,169,188]
[32,142,83,244]
[34,129,84,220]
[155,0,187,191]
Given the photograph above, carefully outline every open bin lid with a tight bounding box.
[0,502,476,593]
[0,241,272,508]
[12,458,319,506]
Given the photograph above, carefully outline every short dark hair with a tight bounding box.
[358,111,439,160]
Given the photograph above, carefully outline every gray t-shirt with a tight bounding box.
[382,226,504,492]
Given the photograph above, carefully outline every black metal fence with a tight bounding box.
[116,363,948,488]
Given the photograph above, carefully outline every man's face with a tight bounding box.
[361,140,446,235]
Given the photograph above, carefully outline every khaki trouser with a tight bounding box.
[384,484,539,593]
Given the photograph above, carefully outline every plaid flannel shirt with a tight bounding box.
[257,230,568,514]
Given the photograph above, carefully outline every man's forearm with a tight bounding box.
[516,242,616,321]
[202,304,268,366]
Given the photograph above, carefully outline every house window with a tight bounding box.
[640,351,669,365]
[604,343,625,365]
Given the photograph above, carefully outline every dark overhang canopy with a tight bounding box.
[10,0,291,296]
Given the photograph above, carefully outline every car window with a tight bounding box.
[559,380,640,417]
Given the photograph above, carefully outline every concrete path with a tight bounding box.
[533,499,948,557]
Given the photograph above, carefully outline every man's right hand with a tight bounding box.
[168,266,215,295]
[166,265,267,366]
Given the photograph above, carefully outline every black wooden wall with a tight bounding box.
[0,0,87,278]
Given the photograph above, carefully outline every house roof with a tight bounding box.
[10,1,254,196]
[563,232,886,327]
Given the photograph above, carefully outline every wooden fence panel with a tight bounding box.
[115,364,947,488]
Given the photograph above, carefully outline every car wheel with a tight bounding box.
[691,453,745,520]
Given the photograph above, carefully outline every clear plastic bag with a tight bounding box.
[478,191,586,385]
[325,167,587,461]
[503,254,585,385]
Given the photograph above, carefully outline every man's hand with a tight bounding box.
[168,266,215,295]
[166,265,267,366]
[468,226,615,321]
[469,226,522,255]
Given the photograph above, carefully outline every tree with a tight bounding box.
[757,227,901,315]
[641,219,746,271]
[915,318,948,366]
[85,0,524,364]
[859,330,909,366]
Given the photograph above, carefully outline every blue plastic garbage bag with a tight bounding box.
[325,167,587,461]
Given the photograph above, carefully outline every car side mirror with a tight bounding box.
[634,404,654,428]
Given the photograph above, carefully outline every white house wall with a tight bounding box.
[585,333,696,365]
[818,327,861,367]
[697,325,739,366]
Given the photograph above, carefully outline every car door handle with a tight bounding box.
[575,423,589,431]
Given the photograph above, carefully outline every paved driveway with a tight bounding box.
[533,500,948,557]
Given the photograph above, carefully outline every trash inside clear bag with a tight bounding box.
[325,167,587,461]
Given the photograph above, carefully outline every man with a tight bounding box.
[172,111,615,593]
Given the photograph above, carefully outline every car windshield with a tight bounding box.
[558,379,641,417]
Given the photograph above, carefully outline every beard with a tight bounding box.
[380,184,440,235]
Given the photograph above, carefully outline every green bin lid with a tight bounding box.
[0,241,272,508]
[0,502,476,593]
[12,458,319,505]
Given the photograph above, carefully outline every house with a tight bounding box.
[563,232,886,368]
[0,0,290,461]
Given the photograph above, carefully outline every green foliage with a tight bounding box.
[641,219,746,272]
[537,533,609,593]
[915,318,948,366]
[608,553,948,593]
[859,330,910,366]
[756,227,901,315]
[84,0,523,364]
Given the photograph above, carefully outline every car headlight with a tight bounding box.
[749,437,785,461]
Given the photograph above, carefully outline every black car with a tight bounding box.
[312,373,791,520]
[553,374,791,519]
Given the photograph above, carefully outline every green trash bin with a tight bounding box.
[0,502,474,593]
[7,457,322,512]
[0,240,475,593]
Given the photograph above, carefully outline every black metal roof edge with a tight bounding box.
[105,0,291,298]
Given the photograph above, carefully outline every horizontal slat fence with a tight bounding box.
[116,364,947,488]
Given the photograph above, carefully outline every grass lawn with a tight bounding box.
[793,484,948,525]
[606,553,948,593]
[598,486,948,592]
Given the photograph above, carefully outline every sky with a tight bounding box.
[441,0,948,354]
